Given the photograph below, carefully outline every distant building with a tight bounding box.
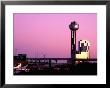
[14,54,27,61]
[76,40,90,59]
[14,54,27,67]
[18,54,27,60]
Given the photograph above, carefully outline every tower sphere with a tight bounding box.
[69,21,79,31]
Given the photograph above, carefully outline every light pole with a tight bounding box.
[69,21,79,64]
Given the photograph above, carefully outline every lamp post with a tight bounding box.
[69,21,79,64]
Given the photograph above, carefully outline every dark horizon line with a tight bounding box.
[14,57,97,61]
[14,56,97,59]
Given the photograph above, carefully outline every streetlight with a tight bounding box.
[69,21,79,64]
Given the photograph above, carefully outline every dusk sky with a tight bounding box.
[14,13,97,58]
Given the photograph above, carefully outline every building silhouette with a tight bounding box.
[76,40,90,59]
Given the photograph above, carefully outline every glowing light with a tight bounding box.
[76,52,89,59]
[14,63,22,69]
[74,24,79,29]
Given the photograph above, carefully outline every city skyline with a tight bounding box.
[14,13,97,58]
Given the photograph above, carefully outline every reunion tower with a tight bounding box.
[69,21,79,64]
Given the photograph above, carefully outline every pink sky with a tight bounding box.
[14,13,97,58]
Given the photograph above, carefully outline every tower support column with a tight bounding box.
[69,21,79,65]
